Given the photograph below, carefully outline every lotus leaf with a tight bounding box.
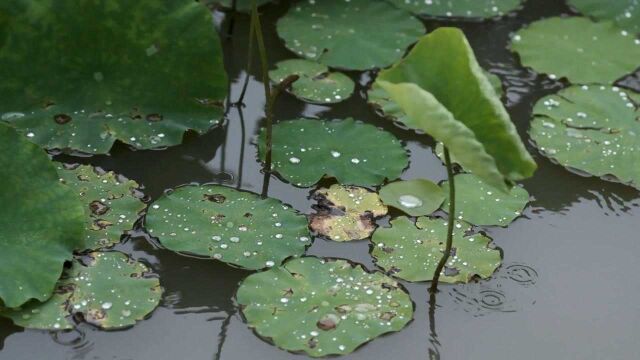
[379,179,445,216]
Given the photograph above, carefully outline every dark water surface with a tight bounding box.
[2,1,640,359]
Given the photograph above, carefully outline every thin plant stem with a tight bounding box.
[226,0,238,38]
[430,146,456,294]
[235,5,256,105]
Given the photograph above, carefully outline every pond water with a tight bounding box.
[2,1,640,359]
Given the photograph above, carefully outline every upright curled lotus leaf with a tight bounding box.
[145,185,311,270]
[0,123,84,308]
[236,257,414,357]
[441,174,530,227]
[376,28,536,192]
[58,165,146,250]
[269,59,355,104]
[510,17,640,84]
[276,0,424,70]
[259,118,408,187]
[371,217,502,283]
[1,251,162,330]
[310,185,388,242]
[386,0,523,19]
[379,179,445,217]
[530,85,640,188]
[569,0,639,34]
[0,0,227,154]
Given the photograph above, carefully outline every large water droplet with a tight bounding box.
[101,302,113,310]
[289,157,301,164]
[398,195,422,208]
[1,112,25,121]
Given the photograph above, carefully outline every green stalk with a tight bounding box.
[235,4,256,105]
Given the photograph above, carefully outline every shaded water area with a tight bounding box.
[2,1,640,359]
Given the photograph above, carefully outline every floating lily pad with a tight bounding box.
[236,257,413,357]
[269,59,355,104]
[276,0,424,70]
[386,0,523,19]
[1,251,162,330]
[259,118,408,187]
[569,0,639,34]
[511,17,640,84]
[530,85,640,188]
[0,123,84,308]
[310,185,387,242]
[371,217,502,283]
[379,179,445,216]
[0,0,227,154]
[146,185,311,270]
[441,174,529,227]
[58,165,146,250]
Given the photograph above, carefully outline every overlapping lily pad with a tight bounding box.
[441,174,530,227]
[511,17,640,84]
[0,0,227,154]
[145,185,311,270]
[259,118,408,187]
[379,179,445,216]
[310,185,387,242]
[58,165,146,250]
[1,251,162,330]
[530,85,640,188]
[386,0,523,19]
[371,217,502,283]
[569,0,639,33]
[269,59,355,104]
[236,257,413,357]
[0,123,84,308]
[276,0,424,70]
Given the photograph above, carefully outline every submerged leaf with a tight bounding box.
[386,0,523,19]
[236,257,413,357]
[568,0,639,34]
[379,179,445,216]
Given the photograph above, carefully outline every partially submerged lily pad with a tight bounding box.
[259,118,408,187]
[145,185,311,270]
[269,59,355,104]
[569,0,639,34]
[441,174,530,227]
[510,17,640,84]
[236,257,413,357]
[386,0,523,19]
[371,217,502,283]
[1,251,162,330]
[0,0,227,154]
[530,85,640,188]
[0,123,84,308]
[379,179,445,216]
[58,165,146,250]
[310,185,387,242]
[276,0,424,70]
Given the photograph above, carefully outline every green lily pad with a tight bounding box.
[145,185,311,270]
[386,0,523,19]
[211,0,272,12]
[1,251,162,330]
[441,174,529,227]
[236,257,413,357]
[379,179,445,216]
[58,165,146,250]
[0,0,227,154]
[569,0,639,34]
[269,59,355,104]
[371,217,502,283]
[276,0,424,70]
[0,123,84,308]
[510,17,640,84]
[310,185,387,242]
[259,118,408,187]
[530,85,640,188]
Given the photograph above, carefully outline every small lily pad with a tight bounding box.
[530,85,640,188]
[386,0,523,19]
[379,179,445,216]
[371,217,502,283]
[259,118,408,187]
[510,17,640,84]
[58,165,146,250]
[269,59,355,104]
[569,0,639,34]
[440,174,530,227]
[310,185,387,242]
[236,257,414,357]
[145,185,311,270]
[276,0,424,70]
[1,251,162,330]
